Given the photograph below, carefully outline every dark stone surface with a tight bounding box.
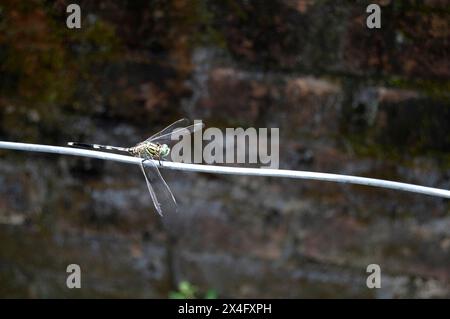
[0,0,449,298]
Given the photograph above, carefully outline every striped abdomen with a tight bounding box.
[67,142,129,152]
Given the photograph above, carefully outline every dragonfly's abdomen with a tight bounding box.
[129,142,160,159]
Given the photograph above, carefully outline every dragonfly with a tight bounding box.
[68,118,204,216]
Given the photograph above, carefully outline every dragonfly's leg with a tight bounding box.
[151,154,161,166]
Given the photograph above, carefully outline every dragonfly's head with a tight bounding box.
[160,143,170,158]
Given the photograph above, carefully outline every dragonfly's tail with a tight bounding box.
[67,142,129,153]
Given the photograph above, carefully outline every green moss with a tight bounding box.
[344,132,450,170]
[387,77,450,102]
[0,0,124,141]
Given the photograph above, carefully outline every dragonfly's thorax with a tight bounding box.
[129,142,169,159]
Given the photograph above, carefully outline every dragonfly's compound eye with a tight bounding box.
[160,144,170,158]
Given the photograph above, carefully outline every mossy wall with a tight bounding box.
[0,0,449,298]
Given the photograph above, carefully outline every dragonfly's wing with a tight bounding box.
[145,118,190,142]
[147,122,204,144]
[139,158,177,216]
[139,160,162,216]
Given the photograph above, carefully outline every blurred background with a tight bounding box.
[0,0,449,298]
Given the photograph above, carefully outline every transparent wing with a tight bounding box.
[145,118,190,142]
[139,158,177,216]
[139,160,162,216]
[146,120,204,144]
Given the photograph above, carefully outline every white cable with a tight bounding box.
[0,141,449,199]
